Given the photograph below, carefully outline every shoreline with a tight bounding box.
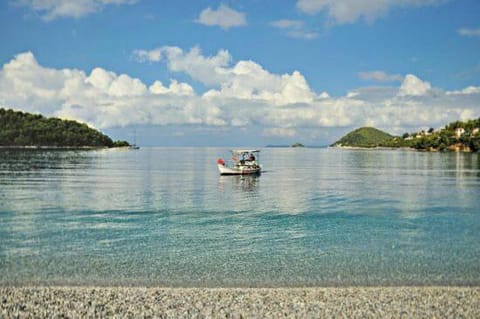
[0,146,128,150]
[331,145,479,153]
[2,286,479,317]
[0,146,107,150]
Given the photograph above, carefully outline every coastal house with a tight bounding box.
[455,127,465,138]
[415,130,431,138]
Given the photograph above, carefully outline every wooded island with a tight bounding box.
[0,108,129,148]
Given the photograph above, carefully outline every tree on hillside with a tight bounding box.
[0,108,126,147]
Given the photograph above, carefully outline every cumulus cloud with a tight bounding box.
[85,68,148,97]
[195,4,247,30]
[458,28,480,37]
[296,0,445,24]
[149,80,194,96]
[0,52,203,128]
[203,63,316,105]
[1,50,480,143]
[16,0,137,21]
[132,48,162,62]
[134,46,317,105]
[398,74,431,96]
[358,71,403,82]
[270,19,318,40]
[135,46,232,87]
[446,86,480,95]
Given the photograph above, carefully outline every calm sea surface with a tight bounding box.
[0,147,479,286]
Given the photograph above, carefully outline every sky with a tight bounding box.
[1,0,479,146]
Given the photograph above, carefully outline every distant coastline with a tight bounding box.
[0,145,121,150]
[265,144,326,148]
[330,145,414,151]
[331,118,480,153]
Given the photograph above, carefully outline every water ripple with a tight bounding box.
[0,148,479,286]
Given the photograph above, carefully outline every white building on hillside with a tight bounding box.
[455,127,465,138]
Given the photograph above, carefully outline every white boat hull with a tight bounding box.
[218,164,261,175]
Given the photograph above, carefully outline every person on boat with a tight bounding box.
[248,154,255,161]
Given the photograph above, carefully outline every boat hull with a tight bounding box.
[218,164,261,175]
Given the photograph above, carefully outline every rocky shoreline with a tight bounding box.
[2,286,479,318]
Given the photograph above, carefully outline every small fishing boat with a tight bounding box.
[217,150,262,175]
[129,144,140,150]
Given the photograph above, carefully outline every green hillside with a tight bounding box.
[331,127,394,148]
[331,118,480,152]
[410,118,480,152]
[0,108,129,148]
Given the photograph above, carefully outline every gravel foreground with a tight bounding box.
[1,286,479,318]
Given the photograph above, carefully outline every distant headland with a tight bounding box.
[0,108,129,148]
[331,118,480,152]
[265,142,306,148]
[291,142,305,148]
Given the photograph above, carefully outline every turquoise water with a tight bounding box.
[0,147,479,286]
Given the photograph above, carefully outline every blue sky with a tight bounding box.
[1,0,480,146]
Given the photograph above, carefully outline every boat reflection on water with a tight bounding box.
[218,174,260,193]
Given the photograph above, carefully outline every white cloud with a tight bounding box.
[458,28,480,37]
[84,67,147,97]
[135,46,317,105]
[296,0,444,24]
[132,48,162,62]
[270,19,304,29]
[398,74,431,96]
[286,30,318,40]
[149,80,194,96]
[319,91,330,99]
[347,87,399,102]
[16,0,137,21]
[446,86,480,95]
[195,4,247,30]
[358,71,403,82]
[107,74,147,97]
[134,46,232,87]
[270,19,318,40]
[0,52,204,128]
[263,128,297,137]
[163,47,232,87]
[203,61,316,105]
[1,50,480,143]
[85,67,115,90]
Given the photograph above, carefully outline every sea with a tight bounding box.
[0,147,479,287]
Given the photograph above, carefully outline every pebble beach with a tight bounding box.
[2,286,479,318]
